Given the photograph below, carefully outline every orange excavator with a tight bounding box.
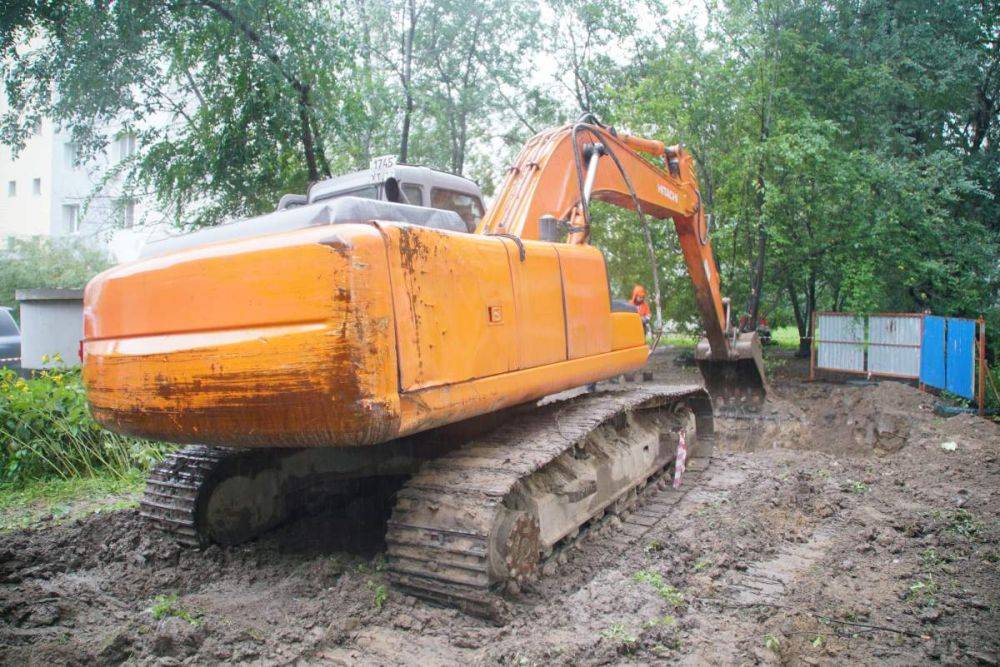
[82,115,766,615]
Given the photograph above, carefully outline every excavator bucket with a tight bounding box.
[694,332,769,408]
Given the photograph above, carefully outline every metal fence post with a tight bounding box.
[809,311,817,381]
[919,313,925,392]
[979,316,986,416]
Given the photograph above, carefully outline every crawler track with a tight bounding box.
[385,385,714,618]
[140,446,233,547]
[141,385,715,620]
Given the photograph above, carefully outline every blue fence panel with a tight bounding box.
[920,315,946,390]
[945,318,976,399]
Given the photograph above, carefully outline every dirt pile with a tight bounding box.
[714,379,967,457]
[0,510,389,664]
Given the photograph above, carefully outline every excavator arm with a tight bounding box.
[478,119,768,404]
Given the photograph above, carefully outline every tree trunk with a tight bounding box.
[787,280,805,338]
[747,221,766,329]
[788,281,813,358]
[310,115,331,178]
[297,87,320,182]
[798,271,817,357]
[452,109,467,174]
[400,95,413,162]
[196,0,325,182]
[747,89,771,330]
[399,0,417,162]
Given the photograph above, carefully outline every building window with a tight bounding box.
[115,133,136,161]
[33,178,41,195]
[62,204,81,233]
[119,198,136,228]
[64,142,80,168]
[6,181,14,197]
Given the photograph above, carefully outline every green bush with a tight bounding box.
[0,365,169,485]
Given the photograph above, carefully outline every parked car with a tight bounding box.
[0,307,21,370]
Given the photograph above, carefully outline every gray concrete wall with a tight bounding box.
[15,289,84,369]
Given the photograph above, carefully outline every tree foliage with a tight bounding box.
[1,0,996,347]
[0,237,110,313]
[615,0,998,345]
[2,0,370,228]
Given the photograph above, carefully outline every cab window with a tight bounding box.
[314,184,379,203]
[430,188,484,230]
[401,183,423,206]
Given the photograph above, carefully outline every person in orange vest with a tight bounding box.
[631,284,652,335]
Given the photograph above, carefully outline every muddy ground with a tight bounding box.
[1,349,998,665]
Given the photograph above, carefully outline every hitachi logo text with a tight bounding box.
[657,184,679,203]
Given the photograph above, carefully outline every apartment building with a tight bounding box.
[0,115,164,254]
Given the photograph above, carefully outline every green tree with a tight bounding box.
[613,0,998,349]
[356,0,542,175]
[2,0,368,228]
[0,237,111,312]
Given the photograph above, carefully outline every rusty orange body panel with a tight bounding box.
[83,220,646,448]
[83,120,760,449]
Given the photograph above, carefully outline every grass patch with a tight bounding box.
[1,367,171,485]
[658,325,799,350]
[946,509,983,540]
[654,325,799,351]
[0,471,144,532]
[149,593,201,625]
[644,539,664,554]
[367,580,388,610]
[770,326,800,350]
[656,332,698,348]
[601,623,638,653]
[907,575,939,606]
[634,570,685,607]
[842,479,869,494]
[644,615,676,628]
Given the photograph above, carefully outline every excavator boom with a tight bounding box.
[480,118,767,403]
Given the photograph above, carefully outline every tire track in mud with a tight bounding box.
[3,353,997,666]
[529,453,846,666]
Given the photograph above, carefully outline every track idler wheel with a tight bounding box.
[489,509,541,592]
